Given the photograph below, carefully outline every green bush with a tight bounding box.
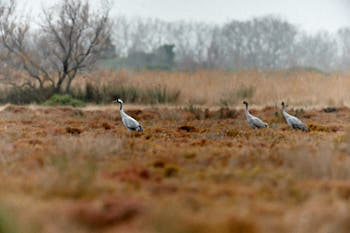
[43,94,86,107]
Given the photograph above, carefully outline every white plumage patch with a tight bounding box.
[244,102,268,129]
[115,98,143,132]
[120,110,143,131]
[282,107,308,132]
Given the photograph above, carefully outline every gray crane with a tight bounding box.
[281,102,308,132]
[243,101,268,129]
[113,98,143,131]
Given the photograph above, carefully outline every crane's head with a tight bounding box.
[243,101,248,106]
[113,98,123,104]
[281,101,285,107]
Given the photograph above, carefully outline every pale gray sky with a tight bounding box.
[19,0,350,33]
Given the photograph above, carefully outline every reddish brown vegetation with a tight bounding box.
[0,105,350,232]
[71,197,143,228]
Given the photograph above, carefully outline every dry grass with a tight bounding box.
[76,69,350,107]
[1,69,350,232]
[0,103,349,232]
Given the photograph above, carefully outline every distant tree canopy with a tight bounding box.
[99,35,117,60]
[112,15,350,72]
[115,44,175,70]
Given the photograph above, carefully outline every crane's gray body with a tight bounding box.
[243,101,268,129]
[114,99,143,131]
[282,103,308,132]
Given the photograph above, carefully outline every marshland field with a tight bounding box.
[1,70,350,233]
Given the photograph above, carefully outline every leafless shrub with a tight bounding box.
[0,0,112,93]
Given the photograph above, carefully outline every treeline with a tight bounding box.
[0,0,349,106]
[111,15,350,71]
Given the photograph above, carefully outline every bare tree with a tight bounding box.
[0,0,112,93]
[0,0,26,87]
[220,16,298,70]
[337,28,350,70]
[295,31,337,71]
[112,15,343,71]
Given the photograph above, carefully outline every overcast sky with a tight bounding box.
[19,0,350,33]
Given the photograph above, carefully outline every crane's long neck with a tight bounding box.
[245,104,250,117]
[282,105,288,118]
[119,102,128,118]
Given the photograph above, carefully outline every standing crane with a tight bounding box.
[243,101,268,129]
[281,102,308,132]
[113,98,143,131]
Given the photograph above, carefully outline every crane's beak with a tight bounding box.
[113,100,118,103]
